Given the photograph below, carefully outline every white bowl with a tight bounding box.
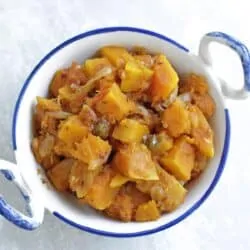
[1,27,249,237]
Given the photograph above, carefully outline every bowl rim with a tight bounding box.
[11,26,231,237]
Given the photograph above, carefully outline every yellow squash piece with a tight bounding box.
[137,165,187,212]
[69,161,102,198]
[110,173,130,188]
[160,136,195,181]
[100,46,133,67]
[188,105,214,158]
[85,167,119,210]
[58,115,88,146]
[121,61,153,92]
[149,54,179,102]
[95,83,134,122]
[112,143,159,181]
[36,97,61,111]
[135,200,160,222]
[162,98,191,138]
[112,119,149,143]
[84,58,111,77]
[72,133,111,170]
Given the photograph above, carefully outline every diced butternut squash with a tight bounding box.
[47,159,75,191]
[112,143,159,180]
[50,70,67,97]
[95,83,134,122]
[105,188,133,222]
[160,136,195,181]
[84,58,111,77]
[110,173,130,188]
[155,166,187,212]
[36,97,61,111]
[191,152,208,180]
[149,54,179,102]
[112,119,149,143]
[162,98,191,137]
[100,46,133,68]
[188,105,214,158]
[137,165,187,212]
[192,93,215,118]
[85,167,119,210]
[69,161,102,198]
[72,133,111,170]
[58,85,86,114]
[105,183,150,221]
[135,200,160,222]
[121,61,153,92]
[58,116,88,146]
[179,73,208,95]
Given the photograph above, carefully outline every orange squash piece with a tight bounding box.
[112,143,159,181]
[135,200,160,222]
[162,98,191,138]
[85,167,119,210]
[149,54,179,102]
[188,105,214,158]
[160,136,195,181]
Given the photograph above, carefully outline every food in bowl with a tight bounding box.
[31,45,215,222]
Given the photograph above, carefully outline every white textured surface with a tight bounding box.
[0,0,250,249]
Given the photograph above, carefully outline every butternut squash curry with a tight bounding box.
[32,46,215,222]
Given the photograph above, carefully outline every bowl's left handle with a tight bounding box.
[0,159,44,230]
[199,32,250,99]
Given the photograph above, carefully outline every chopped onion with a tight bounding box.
[39,134,55,158]
[78,66,112,95]
[47,111,72,119]
[178,92,191,103]
[153,87,178,112]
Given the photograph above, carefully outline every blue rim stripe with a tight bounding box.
[54,109,230,238]
[11,26,188,150]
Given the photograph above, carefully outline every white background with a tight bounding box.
[0,0,250,249]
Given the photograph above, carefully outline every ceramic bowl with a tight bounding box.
[1,27,249,237]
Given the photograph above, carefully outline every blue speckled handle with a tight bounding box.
[199,32,250,99]
[0,160,44,230]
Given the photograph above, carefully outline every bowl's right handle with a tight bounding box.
[199,32,250,99]
[0,159,44,230]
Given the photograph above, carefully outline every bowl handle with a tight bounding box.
[199,32,250,99]
[0,159,44,230]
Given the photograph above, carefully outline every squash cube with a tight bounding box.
[149,54,179,102]
[85,167,119,210]
[121,61,153,92]
[137,165,187,212]
[58,116,88,146]
[112,119,149,143]
[100,46,133,67]
[95,83,134,121]
[69,161,102,198]
[160,136,195,181]
[110,173,130,188]
[36,97,61,111]
[72,133,111,170]
[188,105,214,158]
[135,200,160,222]
[162,98,191,137]
[112,143,159,181]
[84,58,111,77]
